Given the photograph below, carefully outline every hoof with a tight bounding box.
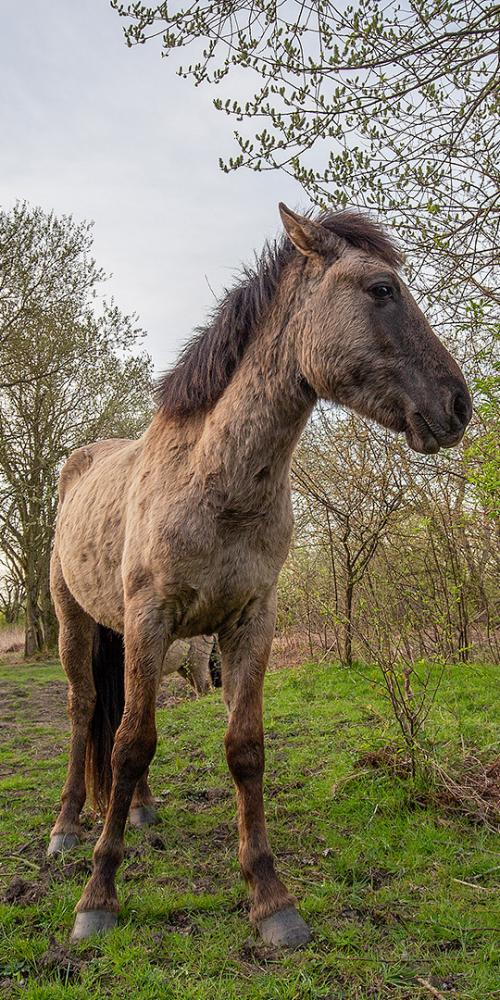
[47,832,80,857]
[71,909,117,941]
[129,805,158,828]
[258,906,311,949]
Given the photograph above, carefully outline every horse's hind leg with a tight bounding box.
[129,636,214,830]
[48,555,96,856]
[129,769,158,828]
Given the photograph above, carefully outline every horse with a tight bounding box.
[49,204,471,947]
[165,632,216,696]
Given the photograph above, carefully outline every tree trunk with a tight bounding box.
[343,579,354,667]
[24,582,44,657]
[39,563,58,650]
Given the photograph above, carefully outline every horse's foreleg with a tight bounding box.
[71,599,166,940]
[48,564,96,856]
[129,769,158,827]
[220,590,311,949]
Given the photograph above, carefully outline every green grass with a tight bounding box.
[0,659,499,998]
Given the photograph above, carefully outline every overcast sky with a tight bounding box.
[1,1,303,372]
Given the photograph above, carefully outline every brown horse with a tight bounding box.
[49,205,471,947]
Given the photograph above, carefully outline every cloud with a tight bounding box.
[0,0,302,372]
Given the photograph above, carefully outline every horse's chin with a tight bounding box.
[371,406,441,454]
[404,412,441,454]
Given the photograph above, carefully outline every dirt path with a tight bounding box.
[0,669,199,741]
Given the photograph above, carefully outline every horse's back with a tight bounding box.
[58,439,133,501]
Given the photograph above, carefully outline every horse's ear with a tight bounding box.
[279,203,333,258]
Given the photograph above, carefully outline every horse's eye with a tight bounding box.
[370,284,393,300]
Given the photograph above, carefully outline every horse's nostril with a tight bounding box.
[451,390,469,427]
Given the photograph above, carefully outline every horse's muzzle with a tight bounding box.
[405,384,472,454]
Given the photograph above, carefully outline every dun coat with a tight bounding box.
[49,204,472,947]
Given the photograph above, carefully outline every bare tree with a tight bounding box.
[112,1,500,304]
[0,204,153,656]
[1,202,104,359]
[291,407,406,664]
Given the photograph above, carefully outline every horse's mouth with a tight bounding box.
[404,412,464,455]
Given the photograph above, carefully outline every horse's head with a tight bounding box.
[280,204,471,454]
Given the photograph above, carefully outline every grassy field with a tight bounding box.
[0,658,499,999]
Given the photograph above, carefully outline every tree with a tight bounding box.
[276,396,498,666]
[291,407,406,665]
[112,0,500,302]
[0,204,153,656]
[0,203,105,361]
[464,333,500,520]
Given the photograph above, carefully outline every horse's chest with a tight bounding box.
[214,541,269,596]
[218,511,290,578]
[164,511,287,638]
[188,519,289,628]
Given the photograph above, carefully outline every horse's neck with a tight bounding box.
[198,318,315,503]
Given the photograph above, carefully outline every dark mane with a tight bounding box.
[157,210,402,419]
[319,210,403,269]
[157,239,293,420]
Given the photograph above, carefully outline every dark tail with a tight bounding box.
[86,625,125,813]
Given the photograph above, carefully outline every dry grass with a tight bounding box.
[357,743,500,830]
[269,629,323,669]
[428,752,500,829]
[356,744,414,778]
[0,624,24,658]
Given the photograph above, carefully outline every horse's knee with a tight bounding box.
[225,732,264,783]
[112,727,157,783]
[93,837,124,871]
[68,685,96,720]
